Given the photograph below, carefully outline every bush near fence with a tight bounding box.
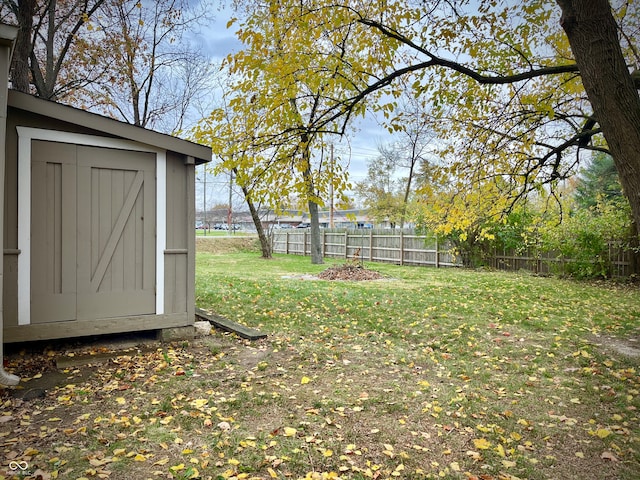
[271,229,636,278]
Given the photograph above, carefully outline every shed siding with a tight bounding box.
[3,105,203,341]
[164,152,189,315]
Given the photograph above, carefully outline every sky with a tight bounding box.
[191,3,397,210]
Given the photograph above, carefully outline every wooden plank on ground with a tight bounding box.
[195,307,267,341]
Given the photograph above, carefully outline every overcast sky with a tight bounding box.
[192,3,396,210]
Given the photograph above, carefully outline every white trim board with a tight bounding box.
[17,127,166,325]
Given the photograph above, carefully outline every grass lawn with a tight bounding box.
[2,246,639,480]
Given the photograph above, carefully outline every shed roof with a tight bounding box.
[8,90,211,164]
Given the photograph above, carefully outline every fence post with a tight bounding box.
[344,231,349,259]
[400,230,404,266]
[369,230,373,261]
[285,231,289,255]
[435,236,439,268]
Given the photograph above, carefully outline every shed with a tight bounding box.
[1,80,210,352]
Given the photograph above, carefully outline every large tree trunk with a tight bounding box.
[247,196,272,259]
[307,198,323,264]
[556,0,640,232]
[235,168,271,258]
[11,0,35,93]
[299,133,323,264]
[302,150,322,264]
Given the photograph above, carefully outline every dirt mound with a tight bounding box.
[196,236,260,254]
[317,264,385,281]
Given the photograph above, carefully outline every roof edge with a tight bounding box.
[8,90,211,164]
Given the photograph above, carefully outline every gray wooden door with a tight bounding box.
[31,140,156,324]
[31,141,77,323]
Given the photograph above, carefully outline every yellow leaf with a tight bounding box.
[593,428,612,439]
[473,438,491,450]
[153,458,169,466]
[133,453,146,462]
[450,461,460,472]
[283,427,297,437]
[301,376,311,385]
[191,399,208,408]
[116,397,126,405]
[268,467,278,478]
[502,460,517,468]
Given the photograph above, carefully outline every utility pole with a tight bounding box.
[227,169,234,234]
[203,166,207,236]
[329,144,335,228]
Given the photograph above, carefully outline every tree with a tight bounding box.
[385,95,436,227]
[80,0,214,132]
[196,0,375,264]
[356,145,405,228]
[2,0,213,133]
[193,89,276,259]
[574,152,624,210]
[224,1,640,240]
[555,0,640,231]
[2,0,107,99]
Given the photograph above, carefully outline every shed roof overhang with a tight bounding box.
[8,90,211,164]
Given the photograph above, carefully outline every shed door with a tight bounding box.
[31,140,156,324]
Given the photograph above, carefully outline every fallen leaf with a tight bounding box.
[592,428,612,439]
[473,438,492,450]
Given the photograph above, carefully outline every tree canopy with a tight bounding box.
[2,0,214,133]
[202,0,640,240]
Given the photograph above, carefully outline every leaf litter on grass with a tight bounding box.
[1,252,639,480]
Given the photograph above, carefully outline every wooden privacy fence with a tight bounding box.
[271,229,636,277]
[487,243,635,278]
[272,229,461,268]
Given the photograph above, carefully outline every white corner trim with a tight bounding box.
[156,151,166,315]
[17,127,166,326]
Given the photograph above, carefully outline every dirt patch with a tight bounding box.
[317,263,386,281]
[196,235,260,254]
[592,334,640,358]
